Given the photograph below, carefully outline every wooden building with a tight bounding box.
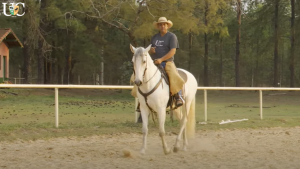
[0,28,23,83]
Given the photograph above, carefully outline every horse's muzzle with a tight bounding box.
[135,80,142,86]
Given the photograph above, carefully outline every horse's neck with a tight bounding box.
[140,57,161,91]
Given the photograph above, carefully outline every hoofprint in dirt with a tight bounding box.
[0,127,300,169]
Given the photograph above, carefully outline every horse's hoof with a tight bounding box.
[140,149,146,155]
[164,148,172,155]
[173,146,180,153]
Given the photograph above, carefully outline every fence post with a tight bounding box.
[55,88,59,128]
[19,67,21,84]
[259,90,263,119]
[204,89,207,122]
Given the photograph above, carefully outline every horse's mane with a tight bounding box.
[134,47,144,57]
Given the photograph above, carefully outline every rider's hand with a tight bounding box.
[149,47,156,54]
[154,59,162,65]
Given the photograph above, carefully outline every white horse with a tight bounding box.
[130,44,198,155]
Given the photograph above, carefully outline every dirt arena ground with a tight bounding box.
[1,127,300,169]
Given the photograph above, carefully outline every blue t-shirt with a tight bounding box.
[150,32,179,62]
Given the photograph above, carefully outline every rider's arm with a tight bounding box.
[159,48,176,61]
[160,33,178,62]
[149,35,156,54]
[149,47,156,54]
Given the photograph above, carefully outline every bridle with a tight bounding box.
[133,54,159,84]
[133,53,164,117]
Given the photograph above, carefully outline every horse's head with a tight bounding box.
[130,44,152,86]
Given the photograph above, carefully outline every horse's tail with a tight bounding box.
[186,97,196,139]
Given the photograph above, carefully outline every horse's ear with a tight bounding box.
[145,44,152,53]
[130,44,136,53]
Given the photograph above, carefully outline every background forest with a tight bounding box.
[0,0,299,87]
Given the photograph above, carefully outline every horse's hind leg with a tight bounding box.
[158,108,171,155]
[182,127,188,151]
[140,105,150,154]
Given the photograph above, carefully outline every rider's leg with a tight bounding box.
[164,61,184,107]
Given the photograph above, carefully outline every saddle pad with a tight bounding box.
[177,69,188,83]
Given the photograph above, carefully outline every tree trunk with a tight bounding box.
[63,33,71,84]
[50,62,53,84]
[44,60,47,84]
[220,38,223,86]
[22,37,31,84]
[255,38,259,86]
[55,30,63,84]
[57,63,63,84]
[51,40,56,84]
[280,42,284,87]
[219,9,223,87]
[37,39,44,84]
[273,0,279,87]
[188,30,192,71]
[290,0,295,87]
[69,59,76,84]
[44,61,52,84]
[37,0,48,84]
[235,0,241,87]
[128,32,137,47]
[204,2,209,86]
[22,5,31,84]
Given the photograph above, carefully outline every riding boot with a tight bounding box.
[175,91,184,108]
[136,102,143,123]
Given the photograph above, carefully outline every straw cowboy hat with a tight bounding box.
[153,17,173,29]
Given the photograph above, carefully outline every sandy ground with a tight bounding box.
[1,127,300,169]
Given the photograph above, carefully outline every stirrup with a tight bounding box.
[175,99,184,107]
[175,94,185,108]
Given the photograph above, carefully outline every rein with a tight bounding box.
[133,54,159,84]
[144,68,159,83]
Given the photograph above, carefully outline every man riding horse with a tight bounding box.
[131,17,185,123]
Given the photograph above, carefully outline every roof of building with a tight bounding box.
[0,28,23,48]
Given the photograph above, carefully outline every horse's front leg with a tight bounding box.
[174,101,190,152]
[158,108,172,155]
[140,104,150,154]
[174,110,187,152]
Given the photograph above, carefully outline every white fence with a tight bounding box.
[1,84,300,127]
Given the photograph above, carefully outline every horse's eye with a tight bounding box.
[143,60,146,63]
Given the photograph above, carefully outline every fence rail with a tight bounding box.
[7,78,25,84]
[1,84,300,127]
